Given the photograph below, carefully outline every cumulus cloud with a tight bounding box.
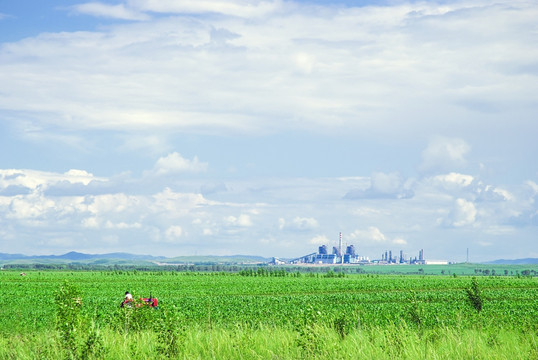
[432,172,474,188]
[475,183,513,202]
[0,163,535,259]
[347,227,408,247]
[349,227,387,243]
[309,235,329,245]
[526,180,538,196]
[447,198,477,227]
[165,225,183,240]
[105,221,142,229]
[224,214,253,227]
[82,217,99,228]
[152,153,208,176]
[0,169,101,192]
[420,137,470,173]
[1,0,537,262]
[279,216,319,231]
[344,172,414,199]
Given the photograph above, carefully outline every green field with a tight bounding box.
[0,270,536,359]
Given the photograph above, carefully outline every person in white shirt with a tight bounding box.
[121,291,133,307]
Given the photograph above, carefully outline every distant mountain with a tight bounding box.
[0,252,267,265]
[162,254,270,264]
[0,251,166,263]
[485,258,538,265]
[0,253,28,260]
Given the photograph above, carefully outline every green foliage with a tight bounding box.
[155,307,185,357]
[1,270,537,358]
[465,277,483,314]
[333,313,354,339]
[79,320,104,359]
[119,302,159,333]
[295,305,324,357]
[54,280,83,357]
[406,291,424,328]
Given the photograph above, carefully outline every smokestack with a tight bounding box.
[339,232,343,264]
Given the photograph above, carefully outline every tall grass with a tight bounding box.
[0,323,536,359]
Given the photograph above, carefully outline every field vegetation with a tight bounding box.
[0,269,536,359]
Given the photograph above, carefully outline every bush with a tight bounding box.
[465,277,483,314]
[54,280,83,357]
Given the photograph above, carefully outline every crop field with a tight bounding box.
[0,270,537,359]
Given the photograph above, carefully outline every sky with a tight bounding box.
[0,0,537,262]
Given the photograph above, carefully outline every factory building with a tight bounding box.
[314,234,362,264]
[290,233,364,264]
[377,249,426,264]
[286,233,428,266]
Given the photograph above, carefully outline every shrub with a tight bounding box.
[465,277,483,314]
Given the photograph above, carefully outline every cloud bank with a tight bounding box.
[0,0,537,261]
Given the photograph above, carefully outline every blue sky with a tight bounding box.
[1,0,537,262]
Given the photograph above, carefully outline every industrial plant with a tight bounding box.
[272,233,441,265]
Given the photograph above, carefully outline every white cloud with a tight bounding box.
[71,2,150,20]
[432,172,474,188]
[344,172,414,199]
[349,227,387,243]
[87,193,141,214]
[420,137,470,173]
[0,165,535,260]
[279,216,319,231]
[0,0,537,260]
[371,171,402,194]
[0,169,102,191]
[352,207,384,217]
[105,221,142,229]
[151,188,212,219]
[309,235,329,245]
[127,0,283,18]
[473,184,507,202]
[165,225,183,240]
[224,214,253,227]
[82,217,99,228]
[526,180,538,196]
[449,198,477,227]
[6,193,56,220]
[152,152,208,176]
[1,2,536,141]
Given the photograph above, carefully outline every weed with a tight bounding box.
[54,280,82,358]
[465,277,483,314]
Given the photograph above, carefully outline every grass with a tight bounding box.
[0,324,536,359]
[0,270,535,359]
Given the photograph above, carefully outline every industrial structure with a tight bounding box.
[378,248,425,264]
[273,232,433,265]
[287,232,369,264]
